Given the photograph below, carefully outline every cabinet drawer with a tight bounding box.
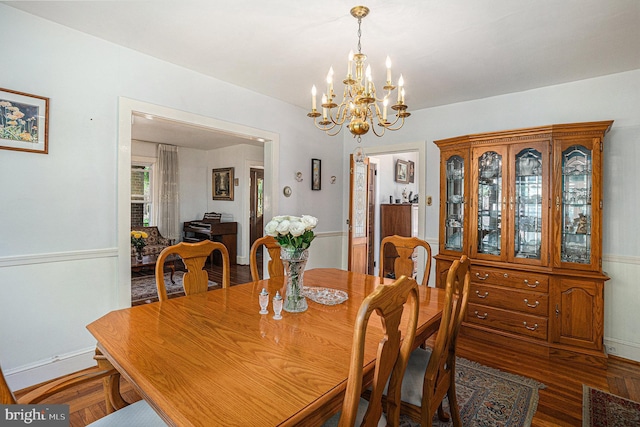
[466,303,548,340]
[469,283,549,315]
[471,266,549,292]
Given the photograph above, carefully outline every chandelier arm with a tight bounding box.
[383,116,407,132]
[370,120,386,137]
[312,118,339,132]
[326,126,345,137]
[327,105,349,126]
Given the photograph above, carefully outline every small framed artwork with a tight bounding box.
[311,158,321,190]
[212,167,234,201]
[395,159,409,184]
[408,160,415,183]
[0,87,49,154]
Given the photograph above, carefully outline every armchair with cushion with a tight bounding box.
[131,226,172,256]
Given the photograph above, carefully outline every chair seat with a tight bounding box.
[87,400,166,426]
[321,397,387,427]
[400,347,432,407]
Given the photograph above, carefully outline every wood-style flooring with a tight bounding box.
[16,263,640,426]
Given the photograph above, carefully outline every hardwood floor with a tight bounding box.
[16,264,640,426]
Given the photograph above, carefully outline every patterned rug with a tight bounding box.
[583,385,640,426]
[131,271,218,304]
[398,356,545,427]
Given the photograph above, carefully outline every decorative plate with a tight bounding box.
[303,287,348,306]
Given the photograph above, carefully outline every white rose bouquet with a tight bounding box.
[264,215,318,250]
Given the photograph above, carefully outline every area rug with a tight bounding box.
[398,355,545,427]
[131,272,218,304]
[583,385,640,426]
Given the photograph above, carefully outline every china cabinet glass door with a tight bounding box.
[473,147,506,259]
[444,155,464,251]
[561,145,593,265]
[514,148,543,260]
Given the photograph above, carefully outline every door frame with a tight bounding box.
[118,97,279,308]
[349,141,427,279]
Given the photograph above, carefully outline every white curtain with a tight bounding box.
[156,144,180,242]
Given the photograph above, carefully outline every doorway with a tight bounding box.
[117,97,280,308]
[349,141,426,279]
[250,167,264,248]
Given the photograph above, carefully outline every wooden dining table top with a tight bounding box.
[87,268,445,427]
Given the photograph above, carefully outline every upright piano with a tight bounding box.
[183,213,237,265]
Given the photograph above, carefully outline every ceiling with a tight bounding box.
[4,1,639,148]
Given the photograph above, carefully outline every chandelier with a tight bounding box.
[307,6,410,142]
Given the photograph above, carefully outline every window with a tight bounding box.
[131,163,153,226]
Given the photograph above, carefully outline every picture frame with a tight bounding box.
[395,159,409,184]
[408,160,415,183]
[0,87,49,154]
[311,158,321,190]
[212,167,234,201]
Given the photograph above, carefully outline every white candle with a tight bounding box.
[311,85,317,110]
[365,65,372,94]
[397,74,404,103]
[322,94,327,119]
[386,56,392,84]
[383,97,388,121]
[326,67,334,97]
[401,87,406,104]
[348,50,354,77]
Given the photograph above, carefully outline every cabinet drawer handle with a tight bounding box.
[523,322,539,331]
[503,273,509,278]
[475,291,489,299]
[474,311,488,320]
[524,299,539,308]
[523,279,540,288]
[475,273,489,280]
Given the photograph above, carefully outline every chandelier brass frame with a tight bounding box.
[307,6,410,139]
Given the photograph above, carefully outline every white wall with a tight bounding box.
[348,69,640,361]
[0,5,344,389]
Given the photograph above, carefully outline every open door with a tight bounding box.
[249,168,264,248]
[348,155,370,273]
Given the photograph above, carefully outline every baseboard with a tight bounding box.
[604,337,640,363]
[4,347,97,391]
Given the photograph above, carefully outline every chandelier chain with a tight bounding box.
[357,17,362,54]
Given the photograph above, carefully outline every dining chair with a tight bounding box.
[0,354,165,426]
[155,240,230,301]
[322,275,420,427]
[397,254,471,427]
[249,235,284,281]
[379,235,432,287]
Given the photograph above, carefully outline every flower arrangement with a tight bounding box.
[130,230,149,253]
[264,215,318,250]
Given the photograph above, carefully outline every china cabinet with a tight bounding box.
[434,121,612,362]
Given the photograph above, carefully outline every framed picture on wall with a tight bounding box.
[395,159,409,184]
[212,167,234,200]
[408,160,415,183]
[311,158,321,190]
[0,87,49,154]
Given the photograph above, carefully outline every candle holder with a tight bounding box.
[273,291,283,320]
[259,288,269,314]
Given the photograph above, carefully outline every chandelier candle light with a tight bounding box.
[307,6,410,149]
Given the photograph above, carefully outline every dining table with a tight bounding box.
[87,268,445,427]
